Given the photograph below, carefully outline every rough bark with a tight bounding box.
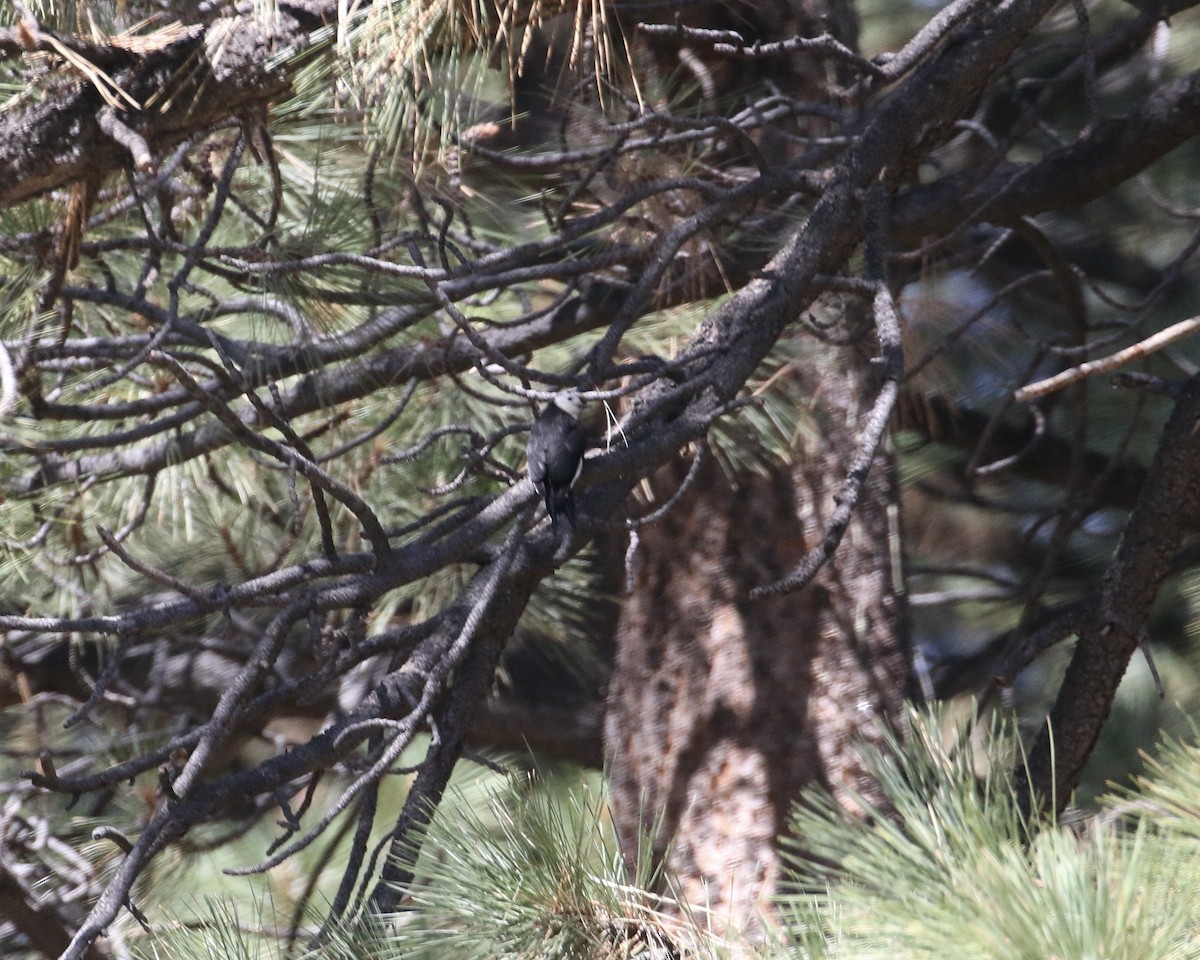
[607,456,815,925]
[1016,372,1200,817]
[600,0,912,930]
[0,4,347,207]
[6,0,1189,954]
[786,337,910,813]
[606,327,909,930]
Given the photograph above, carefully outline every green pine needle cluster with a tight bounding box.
[779,708,1200,960]
[120,708,1200,960]
[376,778,692,959]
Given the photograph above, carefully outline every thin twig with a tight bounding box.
[752,181,904,599]
[1015,314,1200,402]
[97,107,154,173]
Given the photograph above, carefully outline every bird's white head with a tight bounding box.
[551,391,585,419]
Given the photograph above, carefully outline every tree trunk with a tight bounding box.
[605,332,910,930]
[602,0,909,931]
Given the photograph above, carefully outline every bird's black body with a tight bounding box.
[527,395,586,529]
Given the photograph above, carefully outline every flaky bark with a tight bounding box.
[606,332,909,929]
[602,0,909,929]
[607,457,816,925]
[786,337,910,814]
[0,8,326,207]
[8,1,1200,955]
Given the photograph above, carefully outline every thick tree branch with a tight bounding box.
[902,392,1153,516]
[7,280,619,496]
[0,861,107,960]
[1015,372,1200,817]
[0,7,329,207]
[6,0,1198,952]
[751,282,902,599]
[892,64,1200,244]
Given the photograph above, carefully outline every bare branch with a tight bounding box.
[5,0,1199,951]
[1015,314,1200,402]
[751,177,904,599]
[1016,373,1200,817]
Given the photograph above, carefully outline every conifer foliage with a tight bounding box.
[3,0,1200,957]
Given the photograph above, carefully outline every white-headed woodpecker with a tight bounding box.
[526,392,586,530]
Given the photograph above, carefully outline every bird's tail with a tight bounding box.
[549,490,577,532]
